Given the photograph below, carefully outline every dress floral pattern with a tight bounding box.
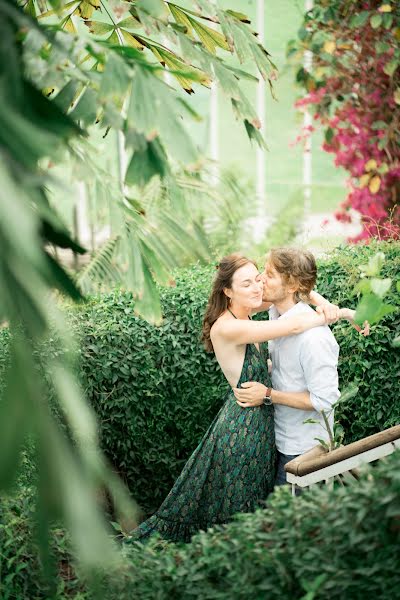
[133,341,276,543]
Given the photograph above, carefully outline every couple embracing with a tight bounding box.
[133,247,368,543]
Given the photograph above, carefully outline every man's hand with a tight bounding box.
[316,302,340,324]
[233,382,268,408]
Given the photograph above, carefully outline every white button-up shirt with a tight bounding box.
[269,302,340,455]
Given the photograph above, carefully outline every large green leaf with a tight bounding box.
[127,66,198,163]
[99,52,132,98]
[355,292,397,325]
[125,137,169,186]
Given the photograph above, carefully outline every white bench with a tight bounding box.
[285,424,400,496]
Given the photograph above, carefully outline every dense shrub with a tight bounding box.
[104,450,400,600]
[0,242,399,515]
[0,474,85,600]
[71,266,227,515]
[4,450,400,599]
[315,241,400,442]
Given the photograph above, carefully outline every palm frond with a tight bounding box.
[76,235,121,293]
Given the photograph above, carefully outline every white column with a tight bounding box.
[256,0,266,227]
[303,0,313,215]
[116,129,128,195]
[76,181,90,246]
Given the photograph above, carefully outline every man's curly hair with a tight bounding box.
[267,247,317,303]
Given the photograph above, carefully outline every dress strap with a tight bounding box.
[228,308,252,321]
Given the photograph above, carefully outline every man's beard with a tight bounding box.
[262,287,289,304]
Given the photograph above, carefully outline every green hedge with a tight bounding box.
[72,266,227,514]
[107,449,400,600]
[315,242,400,442]
[3,451,400,599]
[0,466,85,600]
[0,242,399,515]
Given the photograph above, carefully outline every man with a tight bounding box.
[234,247,340,486]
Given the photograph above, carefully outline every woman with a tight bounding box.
[132,254,358,543]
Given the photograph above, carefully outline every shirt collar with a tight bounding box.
[269,301,309,320]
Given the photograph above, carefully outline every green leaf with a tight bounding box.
[136,0,168,19]
[44,252,84,301]
[88,21,114,35]
[70,88,98,126]
[77,236,121,293]
[355,293,397,325]
[353,279,371,296]
[125,138,169,186]
[325,127,334,144]
[314,437,330,450]
[350,11,370,27]
[37,0,80,19]
[392,336,400,348]
[370,14,382,28]
[54,81,82,112]
[383,59,399,77]
[382,13,393,29]
[127,67,198,163]
[359,252,385,277]
[0,348,31,489]
[226,10,251,23]
[117,16,141,30]
[243,119,267,149]
[120,30,145,50]
[140,238,170,285]
[133,261,162,324]
[303,418,320,425]
[370,277,392,298]
[375,41,390,54]
[123,232,144,295]
[371,120,387,130]
[24,0,36,17]
[334,384,359,406]
[168,4,194,35]
[188,16,230,54]
[99,53,131,98]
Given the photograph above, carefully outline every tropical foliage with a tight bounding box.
[0,0,275,573]
[289,0,400,241]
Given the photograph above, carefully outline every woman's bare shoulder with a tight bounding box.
[210,312,231,340]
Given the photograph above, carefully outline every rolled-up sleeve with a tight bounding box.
[300,333,340,413]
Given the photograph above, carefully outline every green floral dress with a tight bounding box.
[133,341,276,543]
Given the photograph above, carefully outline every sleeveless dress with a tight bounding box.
[132,340,276,543]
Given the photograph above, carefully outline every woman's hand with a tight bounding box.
[316,302,340,324]
[339,308,370,336]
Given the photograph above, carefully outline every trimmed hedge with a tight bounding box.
[0,242,399,516]
[3,450,400,599]
[72,267,227,514]
[315,241,400,442]
[107,449,400,600]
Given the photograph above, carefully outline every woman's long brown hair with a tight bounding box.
[201,254,257,353]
